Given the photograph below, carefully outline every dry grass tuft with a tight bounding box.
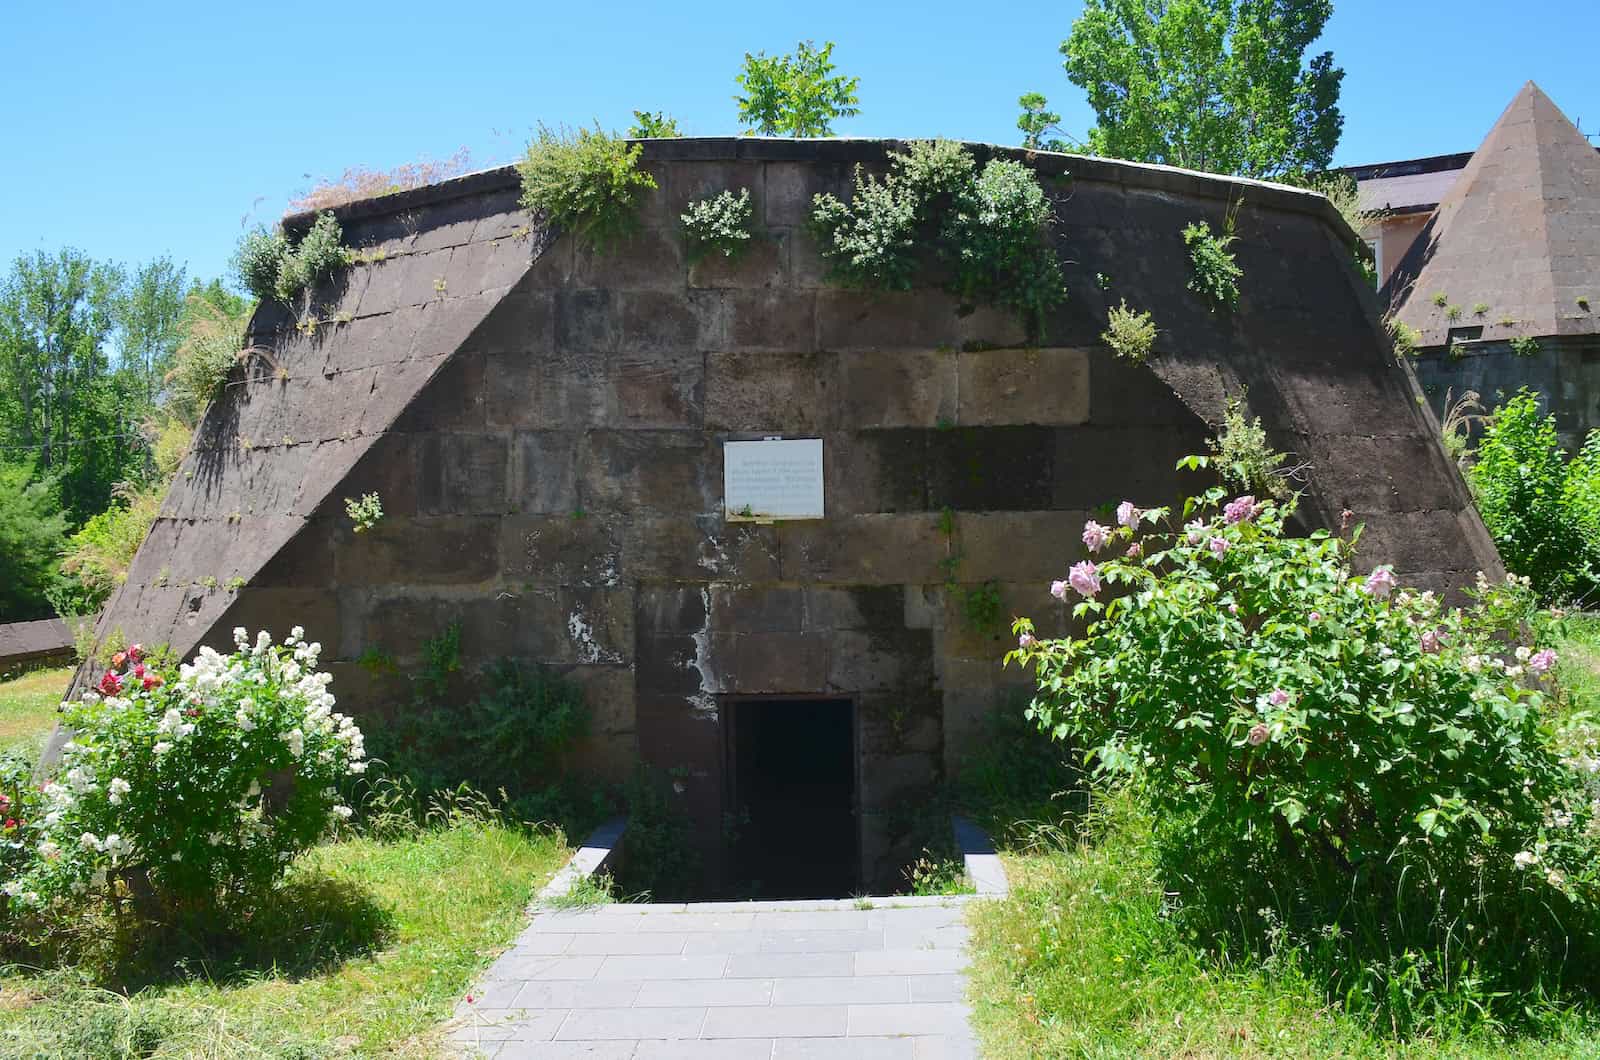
[288,147,474,214]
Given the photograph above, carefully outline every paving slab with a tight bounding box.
[450,895,985,1058]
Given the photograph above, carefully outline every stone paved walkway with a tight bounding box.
[448,896,980,1058]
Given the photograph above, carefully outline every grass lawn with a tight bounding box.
[0,819,568,1057]
[965,614,1600,1058]
[0,665,72,755]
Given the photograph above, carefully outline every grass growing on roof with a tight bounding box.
[0,807,567,1057]
[0,665,71,755]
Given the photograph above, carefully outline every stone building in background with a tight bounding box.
[1346,82,1600,446]
[68,139,1500,894]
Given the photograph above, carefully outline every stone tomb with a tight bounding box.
[77,139,1501,893]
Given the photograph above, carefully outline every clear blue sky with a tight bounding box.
[2,0,1594,287]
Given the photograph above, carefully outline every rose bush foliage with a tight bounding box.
[1010,482,1598,905]
[5,628,365,915]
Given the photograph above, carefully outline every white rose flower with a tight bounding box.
[1514,850,1539,869]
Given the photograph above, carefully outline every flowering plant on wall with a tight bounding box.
[1009,476,1597,909]
[4,628,365,917]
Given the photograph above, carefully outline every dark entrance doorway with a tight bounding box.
[725,698,857,898]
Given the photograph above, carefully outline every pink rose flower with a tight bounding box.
[1082,521,1110,553]
[1529,649,1557,675]
[1362,566,1397,599]
[1228,602,1239,614]
[1224,495,1258,524]
[1420,629,1443,654]
[1126,541,1142,559]
[1247,723,1270,746]
[1309,611,1321,622]
[1340,509,1355,531]
[1185,521,1205,544]
[1068,560,1101,598]
[1116,501,1139,529]
[1208,536,1229,558]
[1018,632,1037,650]
[1268,689,1290,707]
[1050,579,1069,601]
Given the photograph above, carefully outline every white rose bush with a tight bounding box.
[1009,474,1600,1023]
[4,627,365,919]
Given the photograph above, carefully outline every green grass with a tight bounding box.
[0,819,567,1057]
[964,613,1600,1058]
[0,666,72,755]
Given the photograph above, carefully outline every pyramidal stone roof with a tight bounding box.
[1385,82,1600,346]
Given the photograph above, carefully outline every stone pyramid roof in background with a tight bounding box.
[1385,81,1600,347]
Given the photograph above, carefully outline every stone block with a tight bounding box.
[828,629,932,693]
[1087,348,1205,427]
[331,433,420,519]
[636,586,709,637]
[484,348,610,430]
[468,290,555,357]
[580,431,715,515]
[620,289,728,352]
[555,289,620,353]
[955,304,1030,350]
[664,160,767,221]
[816,289,966,352]
[613,348,705,429]
[825,429,928,515]
[575,227,685,291]
[440,237,533,299]
[335,516,500,586]
[705,350,833,433]
[957,347,1090,426]
[509,430,582,514]
[563,587,635,665]
[689,229,789,290]
[1053,425,1204,512]
[726,288,817,350]
[953,511,1087,583]
[763,160,855,227]
[779,515,945,585]
[927,425,1055,510]
[803,586,905,632]
[636,635,712,700]
[709,586,805,633]
[725,632,829,695]
[500,513,625,589]
[254,520,335,589]
[856,751,939,811]
[835,350,957,428]
[418,433,509,515]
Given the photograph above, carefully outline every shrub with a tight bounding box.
[344,491,383,533]
[1010,486,1600,1029]
[681,188,754,263]
[517,123,657,249]
[231,213,348,306]
[167,291,249,424]
[362,626,607,838]
[809,140,1065,334]
[53,483,164,615]
[1182,220,1241,310]
[5,629,366,917]
[1468,389,1600,603]
[1511,334,1541,357]
[1206,397,1291,500]
[0,460,69,623]
[1101,299,1157,362]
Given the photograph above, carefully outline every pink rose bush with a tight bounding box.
[4,627,365,917]
[1009,483,1598,936]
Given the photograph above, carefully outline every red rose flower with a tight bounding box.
[132,662,146,679]
[128,643,145,663]
[2,819,15,831]
[144,675,164,690]
[97,671,123,696]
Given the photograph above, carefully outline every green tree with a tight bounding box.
[0,249,143,524]
[117,257,187,409]
[0,460,69,621]
[1017,92,1070,151]
[735,40,860,137]
[1050,0,1344,179]
[627,110,682,138]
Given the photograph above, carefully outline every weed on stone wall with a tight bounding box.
[1182,219,1241,311]
[1511,335,1541,357]
[1101,299,1157,362]
[1387,316,1422,360]
[808,139,1065,335]
[1207,398,1296,500]
[680,187,754,263]
[518,123,657,249]
[362,625,610,840]
[232,212,350,306]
